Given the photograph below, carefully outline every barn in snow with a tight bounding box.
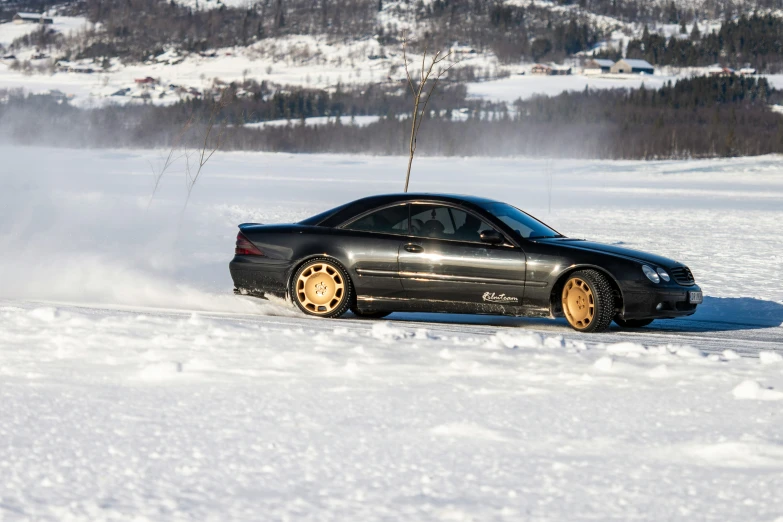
[610,59,654,75]
[583,59,614,75]
[13,12,53,24]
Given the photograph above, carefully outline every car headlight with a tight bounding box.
[656,267,670,282]
[642,265,660,283]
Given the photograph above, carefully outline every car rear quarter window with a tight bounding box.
[343,204,410,235]
[298,202,353,226]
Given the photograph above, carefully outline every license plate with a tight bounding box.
[689,291,703,304]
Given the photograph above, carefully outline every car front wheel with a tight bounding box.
[561,270,615,333]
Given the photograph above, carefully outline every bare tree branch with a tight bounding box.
[183,93,231,215]
[402,37,460,192]
[147,113,194,210]
[415,59,458,138]
[174,89,236,234]
[402,34,417,97]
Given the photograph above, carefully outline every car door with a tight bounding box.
[336,203,409,299]
[399,203,527,310]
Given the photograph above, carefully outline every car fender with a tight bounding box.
[549,263,626,317]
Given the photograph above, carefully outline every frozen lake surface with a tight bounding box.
[1,147,782,521]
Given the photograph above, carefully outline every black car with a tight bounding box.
[229,194,702,332]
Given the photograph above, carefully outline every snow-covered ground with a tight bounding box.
[466,72,674,104]
[5,49,779,110]
[0,17,89,47]
[1,146,782,520]
[467,70,783,104]
[245,114,382,128]
[4,48,781,111]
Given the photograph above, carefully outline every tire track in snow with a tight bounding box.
[11,299,782,358]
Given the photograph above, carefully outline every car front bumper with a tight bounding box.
[621,284,702,320]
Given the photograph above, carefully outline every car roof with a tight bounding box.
[365,193,502,205]
[308,193,507,227]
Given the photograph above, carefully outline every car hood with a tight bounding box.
[534,238,680,268]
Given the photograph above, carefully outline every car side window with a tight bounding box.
[343,204,409,235]
[410,204,494,242]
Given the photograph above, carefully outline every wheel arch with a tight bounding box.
[549,264,625,318]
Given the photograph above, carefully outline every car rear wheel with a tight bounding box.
[291,258,353,318]
[614,317,654,328]
[350,307,392,319]
[561,270,615,333]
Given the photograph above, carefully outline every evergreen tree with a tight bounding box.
[690,22,701,41]
[667,1,679,24]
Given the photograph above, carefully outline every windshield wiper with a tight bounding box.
[528,234,566,239]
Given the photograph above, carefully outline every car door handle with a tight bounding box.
[404,244,424,253]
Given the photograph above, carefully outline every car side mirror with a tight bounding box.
[480,230,504,245]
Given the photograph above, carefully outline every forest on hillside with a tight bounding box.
[618,14,783,71]
[2,75,780,159]
[3,0,601,64]
[6,0,783,67]
[558,0,783,24]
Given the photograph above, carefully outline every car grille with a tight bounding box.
[670,266,695,286]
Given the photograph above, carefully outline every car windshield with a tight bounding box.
[479,203,562,239]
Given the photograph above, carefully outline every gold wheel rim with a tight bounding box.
[562,277,595,330]
[296,263,345,315]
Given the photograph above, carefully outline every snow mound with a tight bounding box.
[684,440,783,469]
[732,380,783,401]
[491,331,547,350]
[759,351,783,365]
[137,361,185,381]
[371,322,410,341]
[430,423,510,442]
[593,355,614,371]
[606,342,647,356]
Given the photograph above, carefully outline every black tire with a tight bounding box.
[350,307,392,319]
[614,317,654,328]
[561,269,615,333]
[290,258,353,318]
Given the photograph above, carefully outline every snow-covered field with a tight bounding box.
[245,114,382,128]
[1,146,783,520]
[467,72,674,104]
[467,71,783,104]
[0,17,89,47]
[4,49,782,111]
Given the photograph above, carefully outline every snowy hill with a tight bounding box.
[1,0,782,112]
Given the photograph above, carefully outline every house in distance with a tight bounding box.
[583,59,614,75]
[531,64,552,75]
[610,59,655,75]
[707,64,735,77]
[531,63,572,75]
[13,12,54,24]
